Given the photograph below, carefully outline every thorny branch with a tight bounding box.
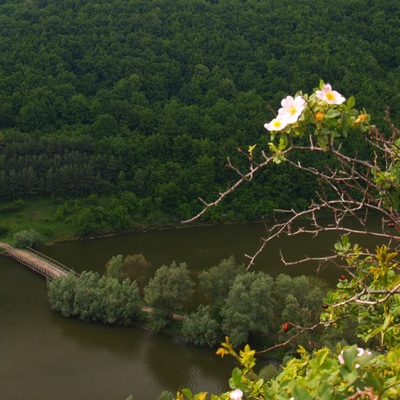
[332,282,400,307]
[182,150,278,224]
[255,316,350,355]
[183,128,400,269]
[183,121,400,351]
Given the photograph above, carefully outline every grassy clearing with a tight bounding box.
[0,196,174,245]
[0,199,78,244]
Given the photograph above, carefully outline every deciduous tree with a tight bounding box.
[144,261,194,331]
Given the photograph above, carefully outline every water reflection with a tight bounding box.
[0,257,233,400]
[145,333,233,395]
[1,217,390,399]
[43,221,347,284]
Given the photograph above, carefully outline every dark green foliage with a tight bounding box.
[13,229,42,249]
[53,194,135,238]
[182,305,221,347]
[0,199,25,214]
[0,0,394,225]
[258,363,281,383]
[144,261,195,331]
[272,274,328,330]
[156,391,175,400]
[198,256,246,304]
[76,206,108,237]
[0,225,9,236]
[47,271,142,326]
[184,259,331,350]
[220,271,275,347]
[76,203,132,237]
[106,253,151,290]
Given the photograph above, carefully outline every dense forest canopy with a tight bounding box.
[1,0,400,230]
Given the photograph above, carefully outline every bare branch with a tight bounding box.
[279,250,338,267]
[182,147,293,224]
[332,282,400,307]
[256,315,350,355]
[183,119,400,273]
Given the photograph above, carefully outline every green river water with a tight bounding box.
[0,219,386,399]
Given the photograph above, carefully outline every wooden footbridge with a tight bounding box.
[0,242,78,280]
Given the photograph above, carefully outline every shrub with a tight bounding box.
[182,305,221,347]
[13,229,42,248]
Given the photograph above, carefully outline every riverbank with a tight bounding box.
[1,195,361,249]
[0,197,269,246]
[0,197,183,245]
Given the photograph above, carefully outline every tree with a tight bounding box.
[198,255,245,304]
[107,205,131,231]
[105,254,124,280]
[182,305,221,348]
[73,271,102,322]
[106,253,151,291]
[120,254,151,289]
[272,274,327,330]
[76,205,108,237]
[179,82,400,398]
[220,271,274,347]
[47,272,79,317]
[13,229,42,248]
[143,261,195,331]
[96,275,142,326]
[48,271,142,326]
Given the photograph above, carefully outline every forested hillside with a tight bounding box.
[1,0,399,233]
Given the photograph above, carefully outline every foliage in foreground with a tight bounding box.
[174,83,400,399]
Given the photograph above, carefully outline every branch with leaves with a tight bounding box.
[177,82,400,399]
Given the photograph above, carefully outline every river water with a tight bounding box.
[0,219,387,399]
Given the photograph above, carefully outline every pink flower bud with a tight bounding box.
[230,388,243,400]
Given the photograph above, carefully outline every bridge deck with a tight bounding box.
[0,242,76,280]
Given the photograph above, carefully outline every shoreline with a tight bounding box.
[46,218,270,246]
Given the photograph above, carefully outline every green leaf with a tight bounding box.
[347,96,356,109]
[364,371,383,392]
[317,135,329,151]
[181,388,193,399]
[325,109,341,119]
[229,367,243,388]
[292,385,314,400]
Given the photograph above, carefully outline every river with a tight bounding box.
[0,219,387,399]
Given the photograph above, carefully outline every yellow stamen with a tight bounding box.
[326,92,335,101]
[273,120,282,127]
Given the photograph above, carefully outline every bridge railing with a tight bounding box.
[2,245,79,280]
[27,247,79,277]
[6,248,55,280]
